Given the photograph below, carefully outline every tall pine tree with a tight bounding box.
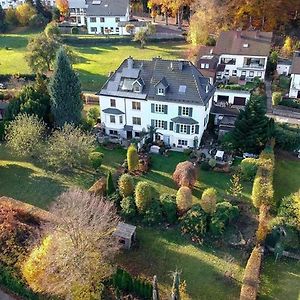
[49,47,83,127]
[230,95,273,153]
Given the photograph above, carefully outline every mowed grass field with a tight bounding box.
[0,28,188,91]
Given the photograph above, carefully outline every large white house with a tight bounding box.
[68,0,88,26]
[289,51,300,98]
[210,31,273,82]
[0,0,24,9]
[86,0,130,35]
[98,57,215,149]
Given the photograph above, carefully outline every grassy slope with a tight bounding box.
[0,29,188,91]
[0,143,94,209]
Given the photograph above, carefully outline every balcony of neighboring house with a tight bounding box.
[240,58,266,70]
[69,8,86,16]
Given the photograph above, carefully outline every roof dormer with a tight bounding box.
[155,77,169,96]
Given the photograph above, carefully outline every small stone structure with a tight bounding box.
[113,222,136,249]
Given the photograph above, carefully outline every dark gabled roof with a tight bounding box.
[171,116,199,125]
[277,58,292,66]
[214,31,273,57]
[86,0,129,16]
[99,58,215,106]
[155,77,169,88]
[291,52,300,74]
[102,108,124,115]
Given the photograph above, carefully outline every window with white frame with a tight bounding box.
[257,71,263,78]
[157,88,165,95]
[182,107,190,116]
[115,17,120,22]
[191,125,195,134]
[90,27,97,32]
[232,70,237,76]
[205,63,209,69]
[132,101,141,110]
[180,124,188,133]
[178,139,188,146]
[200,63,205,68]
[90,17,96,22]
[119,116,123,124]
[110,115,115,123]
[100,17,105,22]
[116,27,120,33]
[249,71,254,77]
[154,120,165,129]
[132,117,141,125]
[225,69,230,76]
[155,104,164,113]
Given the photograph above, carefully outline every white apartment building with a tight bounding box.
[289,51,300,98]
[98,57,215,149]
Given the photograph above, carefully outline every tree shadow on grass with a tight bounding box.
[74,44,120,55]
[0,164,66,209]
[117,227,244,299]
[0,35,29,49]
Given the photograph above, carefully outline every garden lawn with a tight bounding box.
[0,143,94,208]
[259,257,300,300]
[0,30,188,92]
[117,227,245,300]
[273,155,300,202]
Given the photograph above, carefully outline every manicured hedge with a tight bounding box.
[240,246,264,300]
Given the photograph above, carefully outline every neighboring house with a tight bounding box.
[213,31,273,82]
[276,58,292,76]
[0,0,25,9]
[213,89,251,107]
[68,0,88,26]
[98,57,215,149]
[86,0,130,35]
[289,51,300,98]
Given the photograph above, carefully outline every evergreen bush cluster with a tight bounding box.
[112,268,152,299]
[240,158,258,181]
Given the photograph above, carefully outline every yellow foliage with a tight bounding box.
[56,0,69,16]
[200,187,217,214]
[16,3,36,26]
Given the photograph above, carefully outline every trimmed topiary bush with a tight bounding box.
[176,186,193,215]
[200,188,217,215]
[127,144,139,172]
[272,92,282,106]
[172,161,197,188]
[160,193,177,224]
[118,174,135,198]
[142,200,163,226]
[240,158,258,181]
[135,181,155,213]
[120,196,137,219]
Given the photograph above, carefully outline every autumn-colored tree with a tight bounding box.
[127,144,139,171]
[16,3,36,26]
[281,36,294,58]
[172,161,197,189]
[227,173,243,199]
[23,188,120,298]
[176,186,192,214]
[56,0,68,16]
[118,174,135,198]
[200,187,216,215]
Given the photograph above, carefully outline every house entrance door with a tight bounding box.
[127,131,132,139]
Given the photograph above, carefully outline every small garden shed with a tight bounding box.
[113,222,136,249]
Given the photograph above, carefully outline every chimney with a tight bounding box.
[255,31,260,39]
[170,62,174,71]
[128,56,133,69]
[178,61,183,71]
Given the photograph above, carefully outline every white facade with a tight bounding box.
[289,74,300,98]
[100,95,212,149]
[87,15,128,35]
[1,0,25,9]
[216,54,267,82]
[213,89,251,106]
[68,0,88,25]
[276,63,291,76]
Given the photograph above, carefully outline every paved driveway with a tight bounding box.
[0,289,17,300]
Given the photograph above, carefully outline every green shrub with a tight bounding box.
[210,202,239,235]
[120,196,137,219]
[107,191,121,206]
[200,187,217,214]
[135,181,155,213]
[71,27,79,34]
[127,144,139,172]
[180,204,207,239]
[208,158,217,168]
[240,158,258,181]
[142,200,163,226]
[274,123,300,151]
[279,98,300,109]
[89,151,103,171]
[160,193,177,223]
[106,171,115,195]
[176,186,193,214]
[272,92,282,105]
[118,174,135,198]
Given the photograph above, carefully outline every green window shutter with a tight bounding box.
[151,119,155,127]
[187,125,190,134]
[176,124,180,133]
[169,121,173,131]
[195,125,199,134]
[164,105,168,114]
[178,106,182,115]
[164,121,167,130]
[151,103,155,113]
[189,107,193,117]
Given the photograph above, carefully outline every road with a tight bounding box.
[0,289,17,300]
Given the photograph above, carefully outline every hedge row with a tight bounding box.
[0,74,47,82]
[239,246,264,300]
[252,147,275,208]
